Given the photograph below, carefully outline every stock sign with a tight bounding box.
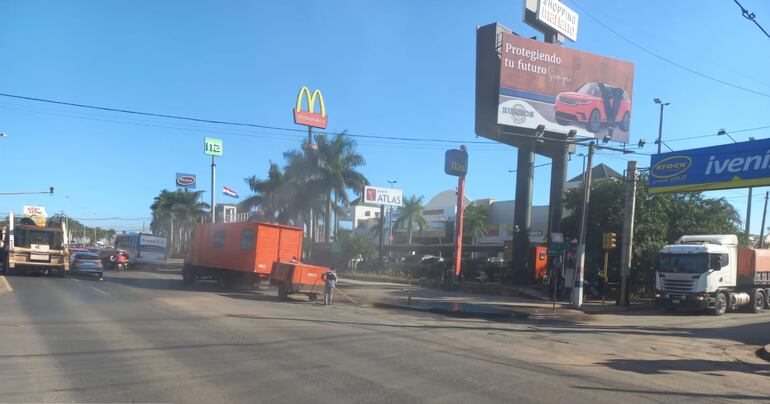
[649,138,770,193]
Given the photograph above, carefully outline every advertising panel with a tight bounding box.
[176,173,197,189]
[649,138,770,194]
[204,137,223,156]
[444,149,469,177]
[364,186,403,207]
[22,205,47,227]
[497,33,634,142]
[293,86,327,129]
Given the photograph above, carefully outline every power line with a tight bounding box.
[0,92,496,145]
[733,0,770,39]
[568,0,770,98]
[664,125,770,143]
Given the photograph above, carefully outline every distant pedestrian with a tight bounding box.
[322,269,337,305]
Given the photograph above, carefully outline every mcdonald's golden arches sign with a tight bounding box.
[293,86,327,129]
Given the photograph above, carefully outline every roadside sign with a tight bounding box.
[444,148,469,177]
[550,232,564,243]
[22,205,47,227]
[204,137,223,156]
[364,186,403,207]
[176,173,197,189]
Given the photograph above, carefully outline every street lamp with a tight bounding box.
[387,180,397,247]
[653,98,670,154]
[719,129,753,244]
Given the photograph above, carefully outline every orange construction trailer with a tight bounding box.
[183,221,329,301]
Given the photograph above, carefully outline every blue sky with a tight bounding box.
[0,0,769,233]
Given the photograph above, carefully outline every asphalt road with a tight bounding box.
[0,270,768,403]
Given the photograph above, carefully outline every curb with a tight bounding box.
[759,344,770,362]
[373,301,518,320]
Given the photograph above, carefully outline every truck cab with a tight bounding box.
[656,235,737,312]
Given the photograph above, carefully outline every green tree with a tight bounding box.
[337,229,377,271]
[150,189,208,257]
[562,176,741,293]
[463,204,488,245]
[395,195,427,245]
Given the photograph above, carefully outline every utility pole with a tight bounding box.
[571,142,595,308]
[453,145,468,279]
[618,160,638,306]
[387,180,397,249]
[211,155,216,223]
[745,187,753,246]
[378,205,385,259]
[759,192,768,248]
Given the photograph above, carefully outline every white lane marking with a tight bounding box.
[71,278,80,282]
[0,276,13,293]
[91,286,110,296]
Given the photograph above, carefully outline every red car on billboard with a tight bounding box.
[554,82,631,133]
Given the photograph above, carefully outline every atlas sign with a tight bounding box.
[364,186,403,207]
[293,86,327,129]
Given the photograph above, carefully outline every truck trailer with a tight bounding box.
[1,211,69,277]
[656,235,770,315]
[183,221,329,301]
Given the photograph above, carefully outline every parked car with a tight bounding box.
[70,252,104,280]
[554,82,631,133]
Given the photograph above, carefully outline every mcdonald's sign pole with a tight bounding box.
[293,86,328,242]
[445,146,469,281]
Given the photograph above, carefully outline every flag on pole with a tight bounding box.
[222,186,239,198]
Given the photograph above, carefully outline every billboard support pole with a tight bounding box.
[745,187,753,246]
[571,141,595,308]
[548,137,569,240]
[211,155,216,224]
[453,147,467,279]
[513,140,535,281]
[378,205,385,259]
[759,191,768,249]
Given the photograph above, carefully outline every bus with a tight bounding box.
[114,233,167,268]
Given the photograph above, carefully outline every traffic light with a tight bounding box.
[602,232,618,250]
[49,186,55,195]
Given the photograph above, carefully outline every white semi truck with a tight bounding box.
[656,235,770,315]
[0,211,70,277]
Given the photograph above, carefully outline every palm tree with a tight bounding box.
[395,195,427,245]
[150,189,208,256]
[284,132,368,242]
[463,204,488,245]
[240,162,293,224]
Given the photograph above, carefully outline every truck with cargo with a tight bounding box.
[656,235,770,315]
[183,221,329,300]
[0,211,70,277]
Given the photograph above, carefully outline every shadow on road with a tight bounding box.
[573,385,770,401]
[596,358,770,377]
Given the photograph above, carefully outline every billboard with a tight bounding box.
[649,138,770,194]
[496,33,634,142]
[364,186,403,207]
[176,173,196,189]
[293,86,327,129]
[22,205,47,227]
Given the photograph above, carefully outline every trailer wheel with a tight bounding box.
[218,271,233,290]
[750,289,765,313]
[712,292,727,316]
[309,293,318,302]
[766,289,770,309]
[277,285,288,301]
[182,267,196,285]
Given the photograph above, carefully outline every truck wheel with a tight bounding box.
[712,292,727,316]
[750,289,765,313]
[309,293,318,302]
[766,289,770,309]
[182,267,196,285]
